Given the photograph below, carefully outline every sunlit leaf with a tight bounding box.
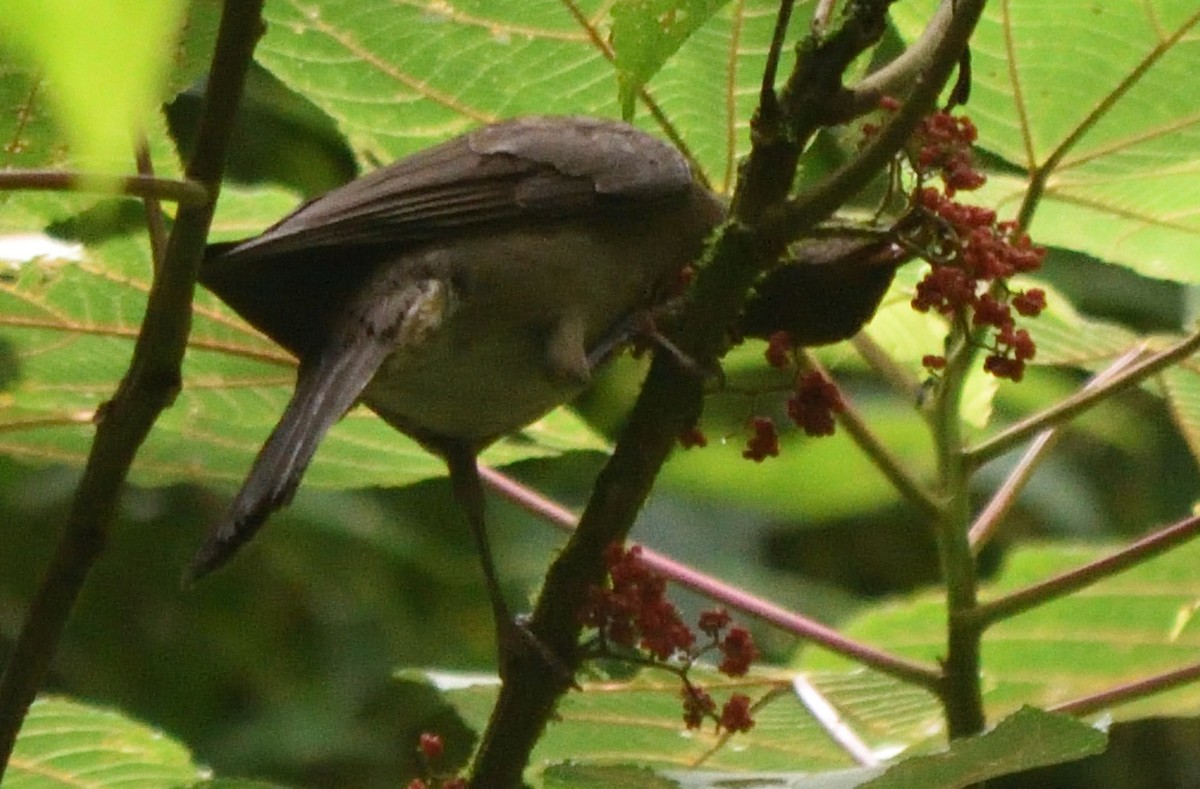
[893,2,1200,282]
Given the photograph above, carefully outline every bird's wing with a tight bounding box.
[215,116,696,261]
[186,278,450,581]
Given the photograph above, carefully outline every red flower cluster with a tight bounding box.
[742,416,781,462]
[579,543,694,660]
[581,544,760,733]
[681,686,756,733]
[742,335,847,460]
[719,693,756,733]
[911,111,986,196]
[788,370,845,436]
[901,108,1048,382]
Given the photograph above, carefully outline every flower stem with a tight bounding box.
[931,328,986,738]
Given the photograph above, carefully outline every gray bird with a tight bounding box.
[187,116,725,660]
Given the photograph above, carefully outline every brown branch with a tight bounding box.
[968,513,1200,629]
[0,169,209,205]
[966,330,1200,468]
[0,1,263,776]
[1051,660,1200,718]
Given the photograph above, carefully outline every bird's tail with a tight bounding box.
[185,276,449,583]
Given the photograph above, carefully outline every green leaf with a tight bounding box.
[1159,365,1200,470]
[0,0,188,170]
[432,667,944,776]
[6,696,203,787]
[893,2,1200,282]
[801,540,1200,720]
[860,707,1106,789]
[252,0,797,191]
[610,0,729,119]
[544,763,683,788]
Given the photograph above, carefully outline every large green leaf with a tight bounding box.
[893,1,1200,282]
[430,666,943,777]
[801,539,1200,721]
[252,0,804,191]
[5,697,202,787]
[0,1,187,169]
[860,707,1105,789]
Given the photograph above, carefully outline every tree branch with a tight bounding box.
[965,330,1200,468]
[968,346,1147,552]
[1051,660,1200,718]
[0,1,262,775]
[0,169,208,205]
[969,513,1200,629]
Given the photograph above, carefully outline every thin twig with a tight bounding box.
[970,513,1200,629]
[1050,660,1200,718]
[852,333,924,402]
[761,0,797,108]
[966,330,1200,468]
[135,136,169,275]
[968,345,1148,552]
[0,169,209,205]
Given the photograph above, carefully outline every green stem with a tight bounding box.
[932,329,986,738]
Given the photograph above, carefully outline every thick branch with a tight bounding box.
[0,1,262,775]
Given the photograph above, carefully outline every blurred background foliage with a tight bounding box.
[2,1,1200,786]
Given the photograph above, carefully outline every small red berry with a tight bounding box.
[719,693,756,733]
[418,732,444,762]
[698,608,731,637]
[742,416,780,461]
[1012,288,1046,317]
[718,627,759,677]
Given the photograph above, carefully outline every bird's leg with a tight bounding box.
[442,443,571,682]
